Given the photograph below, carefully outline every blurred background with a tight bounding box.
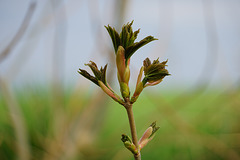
[0,0,240,159]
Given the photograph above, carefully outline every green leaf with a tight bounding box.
[100,64,108,84]
[78,69,99,86]
[125,36,158,61]
[105,25,120,53]
[79,61,108,86]
[85,61,101,80]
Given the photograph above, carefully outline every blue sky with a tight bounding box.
[0,0,240,90]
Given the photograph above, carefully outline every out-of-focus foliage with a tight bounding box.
[0,87,239,160]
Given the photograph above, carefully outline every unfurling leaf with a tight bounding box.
[142,58,170,86]
[105,21,157,63]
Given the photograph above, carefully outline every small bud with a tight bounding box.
[121,134,138,155]
[130,67,144,103]
[138,121,160,150]
[120,82,130,98]
[136,66,144,87]
[123,65,130,84]
[116,46,126,83]
[98,81,124,105]
[130,82,143,103]
[138,127,153,145]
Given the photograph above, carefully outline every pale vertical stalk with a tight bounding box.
[0,78,30,160]
[124,99,141,160]
[0,1,36,63]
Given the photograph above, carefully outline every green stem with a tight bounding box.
[124,99,141,160]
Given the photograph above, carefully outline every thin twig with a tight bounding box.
[124,99,141,160]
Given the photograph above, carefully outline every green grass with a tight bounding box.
[0,86,240,160]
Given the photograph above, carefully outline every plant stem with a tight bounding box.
[124,99,141,160]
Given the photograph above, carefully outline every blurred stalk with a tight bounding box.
[168,0,220,111]
[172,0,219,108]
[41,1,68,160]
[0,1,36,63]
[87,0,129,133]
[0,78,30,160]
[50,0,67,105]
[0,1,37,160]
[112,0,128,29]
[198,0,219,88]
[59,1,130,159]
[155,0,174,57]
